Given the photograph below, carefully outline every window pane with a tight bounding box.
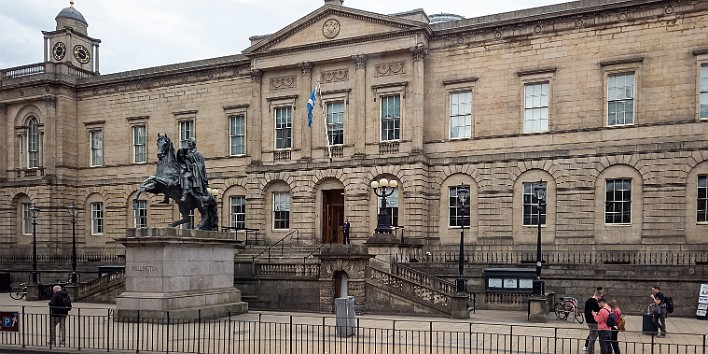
[133,125,146,163]
[326,101,345,145]
[22,203,32,235]
[449,185,471,227]
[91,131,103,166]
[605,179,631,224]
[134,200,148,228]
[91,202,104,234]
[381,95,401,141]
[699,176,708,222]
[607,73,635,126]
[522,182,546,226]
[275,107,292,149]
[450,92,473,139]
[230,195,246,229]
[28,118,40,168]
[273,192,290,229]
[524,83,549,133]
[230,115,246,155]
[179,120,194,148]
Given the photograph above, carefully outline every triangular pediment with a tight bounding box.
[244,5,429,56]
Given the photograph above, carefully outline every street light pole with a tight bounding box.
[68,203,79,283]
[533,180,546,296]
[28,205,40,284]
[455,186,470,294]
[371,178,398,234]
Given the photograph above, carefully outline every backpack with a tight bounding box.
[665,296,674,314]
[604,308,617,327]
[62,294,72,311]
[617,316,626,331]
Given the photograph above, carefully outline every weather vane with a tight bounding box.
[70,0,75,7]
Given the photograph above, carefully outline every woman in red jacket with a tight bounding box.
[607,299,622,354]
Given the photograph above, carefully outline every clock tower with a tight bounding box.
[42,1,101,74]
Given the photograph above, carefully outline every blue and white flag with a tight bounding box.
[306,82,319,127]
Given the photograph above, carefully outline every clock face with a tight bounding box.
[73,45,91,64]
[52,42,66,61]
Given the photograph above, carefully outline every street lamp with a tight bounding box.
[370,178,398,233]
[67,203,80,284]
[28,205,40,284]
[533,180,546,296]
[455,186,470,294]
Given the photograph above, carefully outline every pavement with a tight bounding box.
[0,293,707,353]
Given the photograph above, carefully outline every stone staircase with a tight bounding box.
[71,270,126,303]
[366,262,474,317]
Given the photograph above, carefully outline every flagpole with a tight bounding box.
[318,83,332,162]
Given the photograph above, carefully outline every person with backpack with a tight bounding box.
[592,297,614,354]
[607,299,623,354]
[48,285,71,345]
[583,290,602,353]
[651,286,667,337]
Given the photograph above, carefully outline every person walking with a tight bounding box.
[583,290,602,352]
[48,285,71,345]
[592,297,613,354]
[607,299,622,354]
[651,286,667,337]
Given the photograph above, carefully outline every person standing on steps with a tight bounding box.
[583,290,602,353]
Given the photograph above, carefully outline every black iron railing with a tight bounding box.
[0,308,706,353]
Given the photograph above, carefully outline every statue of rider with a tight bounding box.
[177,137,209,204]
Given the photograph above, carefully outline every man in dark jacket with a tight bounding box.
[583,290,601,353]
[48,285,70,345]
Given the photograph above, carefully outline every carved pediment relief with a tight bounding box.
[244,6,428,57]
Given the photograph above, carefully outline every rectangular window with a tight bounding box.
[273,192,290,230]
[522,182,547,226]
[605,179,632,224]
[275,107,292,149]
[380,95,401,141]
[449,185,471,227]
[607,73,635,126]
[28,119,40,168]
[450,91,472,139]
[91,202,104,235]
[229,114,246,155]
[21,203,32,235]
[132,125,147,163]
[699,175,708,222]
[134,200,147,228]
[230,196,246,229]
[326,101,345,145]
[378,189,399,227]
[524,83,549,133]
[90,130,103,166]
[700,65,708,119]
[179,120,194,148]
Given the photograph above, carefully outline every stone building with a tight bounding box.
[1,0,707,261]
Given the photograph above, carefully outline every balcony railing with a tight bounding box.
[1,63,45,79]
[379,141,399,154]
[274,150,291,161]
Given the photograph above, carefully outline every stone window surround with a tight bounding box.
[174,110,197,149]
[16,114,45,170]
[600,56,644,127]
[593,165,643,244]
[693,49,708,120]
[443,77,477,140]
[221,185,248,228]
[126,116,149,164]
[321,89,349,147]
[84,120,105,167]
[267,95,297,151]
[373,82,407,142]
[224,104,249,157]
[517,67,556,134]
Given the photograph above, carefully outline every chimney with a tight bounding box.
[324,0,343,6]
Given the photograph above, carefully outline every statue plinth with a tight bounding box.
[114,228,247,320]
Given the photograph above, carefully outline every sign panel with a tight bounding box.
[697,283,708,319]
[0,312,19,332]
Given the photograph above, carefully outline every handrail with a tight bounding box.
[75,270,126,301]
[393,262,476,313]
[303,243,325,268]
[251,229,299,262]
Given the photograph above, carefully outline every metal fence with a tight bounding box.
[0,309,706,354]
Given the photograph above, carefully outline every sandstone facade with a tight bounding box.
[1,0,707,256]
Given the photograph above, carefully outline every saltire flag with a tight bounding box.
[307,82,320,127]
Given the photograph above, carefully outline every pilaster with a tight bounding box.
[250,69,263,162]
[299,62,313,159]
[351,54,367,155]
[410,45,427,153]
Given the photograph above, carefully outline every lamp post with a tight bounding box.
[28,205,40,284]
[370,178,398,234]
[455,186,470,294]
[533,180,546,296]
[68,203,79,284]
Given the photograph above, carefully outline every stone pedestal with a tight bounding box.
[114,228,247,320]
[25,283,41,301]
[450,293,471,319]
[316,244,375,314]
[528,295,549,323]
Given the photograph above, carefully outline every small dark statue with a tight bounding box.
[133,134,218,230]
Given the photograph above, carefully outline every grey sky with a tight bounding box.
[1,0,569,74]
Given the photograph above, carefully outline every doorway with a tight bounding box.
[322,189,344,243]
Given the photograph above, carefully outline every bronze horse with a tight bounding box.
[133,134,218,230]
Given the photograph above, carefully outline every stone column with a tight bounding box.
[410,45,427,153]
[351,54,367,156]
[94,44,100,74]
[299,62,313,159]
[250,69,263,162]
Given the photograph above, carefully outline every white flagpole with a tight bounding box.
[318,83,332,161]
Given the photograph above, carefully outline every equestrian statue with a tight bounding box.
[133,134,218,230]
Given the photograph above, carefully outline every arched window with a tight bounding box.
[27,117,40,168]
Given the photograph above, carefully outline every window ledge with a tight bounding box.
[603,223,632,227]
